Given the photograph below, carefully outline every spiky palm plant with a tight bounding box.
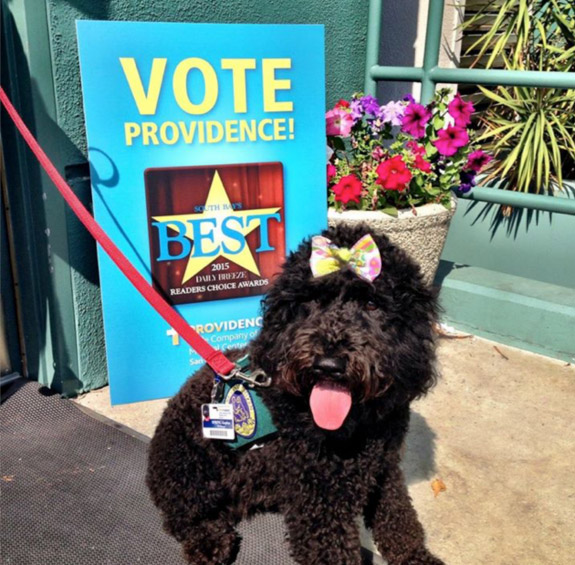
[460,0,575,194]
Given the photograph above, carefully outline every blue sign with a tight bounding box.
[77,21,326,404]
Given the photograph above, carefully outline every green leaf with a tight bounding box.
[549,114,575,155]
[426,144,438,158]
[432,115,444,130]
[478,86,524,112]
[542,139,551,186]
[534,112,546,193]
[498,86,519,103]
[382,206,398,218]
[544,120,563,187]
[555,45,575,62]
[469,3,514,64]
[477,122,524,144]
[499,139,524,181]
[516,123,536,192]
[331,137,346,151]
[488,18,516,68]
[535,20,548,50]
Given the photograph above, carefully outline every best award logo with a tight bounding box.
[145,162,285,304]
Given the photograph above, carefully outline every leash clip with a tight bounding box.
[220,365,272,388]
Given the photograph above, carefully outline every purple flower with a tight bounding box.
[433,126,469,156]
[455,170,477,194]
[360,95,380,116]
[379,101,405,126]
[461,170,476,185]
[466,149,492,172]
[401,103,432,138]
[403,93,416,104]
[455,184,473,195]
[350,99,363,122]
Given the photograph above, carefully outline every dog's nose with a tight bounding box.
[313,356,346,376]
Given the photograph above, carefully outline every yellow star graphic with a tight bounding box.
[153,171,280,284]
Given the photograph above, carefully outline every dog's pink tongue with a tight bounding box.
[309,382,352,430]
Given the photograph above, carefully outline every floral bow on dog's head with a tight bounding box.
[310,234,382,282]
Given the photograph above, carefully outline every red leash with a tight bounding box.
[0,86,236,377]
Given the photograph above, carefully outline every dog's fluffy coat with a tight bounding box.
[147,225,444,564]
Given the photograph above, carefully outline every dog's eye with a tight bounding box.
[365,301,378,311]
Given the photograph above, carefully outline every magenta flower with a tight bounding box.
[327,164,337,184]
[466,149,492,172]
[448,93,474,127]
[401,103,432,138]
[326,108,354,137]
[433,126,469,156]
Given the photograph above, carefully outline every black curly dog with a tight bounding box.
[147,224,444,565]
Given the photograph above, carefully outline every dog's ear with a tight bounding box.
[250,239,314,371]
[371,240,439,401]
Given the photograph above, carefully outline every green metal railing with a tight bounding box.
[364,0,575,216]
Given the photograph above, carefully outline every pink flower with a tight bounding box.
[401,103,431,138]
[327,164,337,183]
[466,149,492,172]
[406,141,431,172]
[433,126,469,156]
[448,93,474,127]
[326,108,354,137]
[332,174,363,204]
[407,141,426,156]
[375,156,412,191]
[371,146,385,161]
[414,155,432,173]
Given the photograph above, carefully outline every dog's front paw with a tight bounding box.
[401,546,445,565]
[182,522,241,565]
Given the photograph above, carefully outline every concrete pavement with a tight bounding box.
[75,335,575,564]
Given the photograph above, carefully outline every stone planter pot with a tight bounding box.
[328,200,457,285]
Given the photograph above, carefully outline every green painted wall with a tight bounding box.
[437,189,575,362]
[2,0,106,395]
[2,0,369,394]
[441,189,575,289]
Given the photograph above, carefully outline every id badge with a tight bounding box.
[201,404,235,440]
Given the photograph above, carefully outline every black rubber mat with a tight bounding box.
[1,380,380,564]
[1,380,188,565]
